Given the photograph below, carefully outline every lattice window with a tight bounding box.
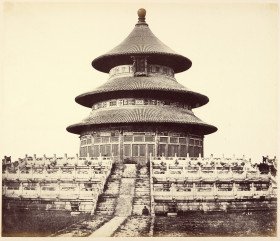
[124,144,131,156]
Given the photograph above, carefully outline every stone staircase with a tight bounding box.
[132,165,151,215]
[115,165,136,216]
[53,163,123,237]
[95,164,123,216]
[89,164,136,237]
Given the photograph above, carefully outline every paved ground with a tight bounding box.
[54,215,112,237]
[89,216,127,237]
[2,209,276,237]
[113,216,151,237]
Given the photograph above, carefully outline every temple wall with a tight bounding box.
[79,129,204,162]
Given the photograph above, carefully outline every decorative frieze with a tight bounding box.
[109,64,175,79]
[92,98,192,111]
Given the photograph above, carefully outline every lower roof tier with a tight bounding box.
[75,76,209,108]
[67,105,217,135]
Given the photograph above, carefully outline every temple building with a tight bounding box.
[66,8,217,164]
[2,9,276,230]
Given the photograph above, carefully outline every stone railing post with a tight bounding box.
[149,153,155,217]
[73,166,77,180]
[17,166,21,180]
[19,182,23,196]
[57,166,62,180]
[250,182,255,197]
[57,181,61,200]
[233,182,237,197]
[30,165,34,180]
[75,153,79,163]
[192,182,196,199]
[37,182,41,198]
[213,182,217,197]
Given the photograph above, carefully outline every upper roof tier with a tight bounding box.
[92,9,192,73]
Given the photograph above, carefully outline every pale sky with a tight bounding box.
[1,0,279,162]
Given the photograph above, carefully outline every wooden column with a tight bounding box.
[119,130,124,163]
[155,131,159,156]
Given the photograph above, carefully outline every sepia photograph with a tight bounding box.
[1,0,278,238]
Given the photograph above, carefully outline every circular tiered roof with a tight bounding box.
[67,9,218,136]
[75,76,208,108]
[67,105,217,135]
[92,10,192,73]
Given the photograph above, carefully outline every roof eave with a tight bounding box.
[67,122,217,136]
[75,89,208,108]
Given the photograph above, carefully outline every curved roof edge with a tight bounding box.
[91,15,192,73]
[67,106,217,135]
[92,53,192,74]
[67,122,217,136]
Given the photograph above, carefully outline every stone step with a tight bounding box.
[106,181,120,185]
[133,205,150,210]
[133,202,150,205]
[135,181,149,184]
[98,197,116,201]
[106,182,120,186]
[133,199,150,203]
[134,192,150,195]
[96,208,114,212]
[97,201,115,205]
[135,187,150,190]
[106,185,120,189]
[134,198,150,202]
[95,211,114,215]
[135,187,149,190]
[97,204,115,208]
[133,203,150,207]
[133,201,150,205]
[134,196,150,199]
[104,190,119,194]
[134,195,150,198]
[97,203,115,209]
[135,185,149,187]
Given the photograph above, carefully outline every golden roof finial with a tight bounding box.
[138,8,146,18]
[137,8,146,23]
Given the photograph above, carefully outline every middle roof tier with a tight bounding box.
[75,76,209,108]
